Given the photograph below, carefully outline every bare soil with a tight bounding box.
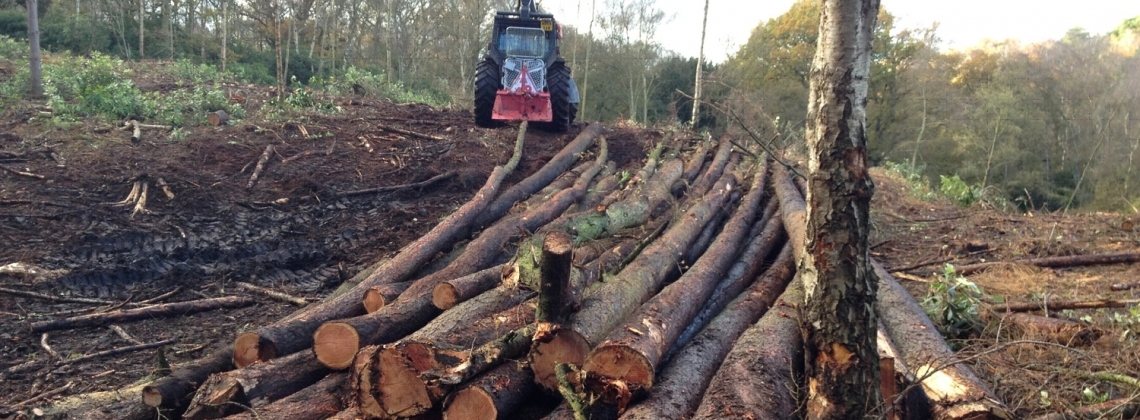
[1,63,1138,418]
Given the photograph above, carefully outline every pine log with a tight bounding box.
[442,363,536,420]
[233,122,532,368]
[351,345,384,418]
[1002,312,1102,345]
[362,280,415,313]
[537,231,575,324]
[234,281,308,306]
[324,408,366,420]
[142,345,234,408]
[217,373,345,420]
[993,298,1140,313]
[182,350,328,419]
[208,110,229,126]
[432,264,507,310]
[672,197,782,353]
[575,161,619,212]
[421,324,537,397]
[473,123,604,230]
[583,161,767,404]
[246,145,274,189]
[30,296,254,333]
[954,251,1140,275]
[874,260,1012,420]
[689,273,804,420]
[773,165,808,255]
[312,149,603,370]
[525,155,601,211]
[671,139,710,195]
[530,172,737,391]
[687,136,733,197]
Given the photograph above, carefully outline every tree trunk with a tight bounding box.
[623,244,795,420]
[26,0,43,98]
[582,161,767,405]
[138,0,145,59]
[30,296,254,333]
[537,231,575,324]
[575,161,619,212]
[182,351,328,419]
[362,280,414,313]
[688,137,734,198]
[690,0,709,126]
[218,372,345,420]
[800,1,882,415]
[221,0,227,71]
[442,363,536,420]
[232,122,533,368]
[142,345,235,409]
[530,173,736,391]
[690,262,804,420]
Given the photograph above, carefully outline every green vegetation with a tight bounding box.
[921,264,986,342]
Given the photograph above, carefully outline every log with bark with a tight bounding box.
[142,345,235,409]
[218,372,346,420]
[671,139,710,196]
[441,362,535,420]
[687,137,734,197]
[208,110,229,126]
[954,251,1140,275]
[574,161,619,212]
[246,145,274,189]
[992,298,1140,313]
[30,296,254,333]
[582,160,768,405]
[362,280,415,313]
[232,122,538,368]
[530,172,737,391]
[311,144,604,370]
[432,264,507,310]
[181,350,329,419]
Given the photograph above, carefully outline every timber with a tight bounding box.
[442,363,535,420]
[432,264,506,310]
[537,231,575,324]
[361,280,414,313]
[583,160,768,404]
[531,172,737,391]
[232,121,533,367]
[142,345,234,408]
[687,136,733,197]
[208,110,229,126]
[182,351,328,419]
[246,145,274,189]
[954,251,1140,275]
[218,373,345,420]
[30,296,254,333]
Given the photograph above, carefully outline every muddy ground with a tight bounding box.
[1,65,1139,418]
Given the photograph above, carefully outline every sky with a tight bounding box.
[547,0,1140,63]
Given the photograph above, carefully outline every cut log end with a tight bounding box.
[363,287,388,313]
[433,283,460,310]
[313,322,361,370]
[377,345,433,417]
[208,110,229,126]
[443,387,497,420]
[140,387,164,408]
[582,344,653,402]
[233,332,275,368]
[531,329,591,391]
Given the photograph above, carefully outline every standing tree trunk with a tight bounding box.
[275,0,285,101]
[801,0,881,419]
[138,0,145,59]
[690,0,709,126]
[26,0,43,98]
[221,0,227,72]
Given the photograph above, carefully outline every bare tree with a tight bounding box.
[26,0,43,98]
[139,0,145,59]
[690,0,708,126]
[801,0,881,418]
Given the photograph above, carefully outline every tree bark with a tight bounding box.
[537,231,575,324]
[26,0,43,98]
[582,160,768,405]
[623,244,795,420]
[362,280,414,313]
[182,351,328,419]
[575,161,619,212]
[30,296,254,333]
[688,136,733,197]
[218,372,345,420]
[530,172,736,391]
[955,251,1140,276]
[690,0,709,126]
[142,345,235,409]
[800,0,882,417]
[431,264,506,310]
[208,110,229,126]
[690,264,804,420]
[442,363,536,420]
[232,122,531,368]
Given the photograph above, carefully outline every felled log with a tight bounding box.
[442,363,535,420]
[537,231,576,324]
[142,345,234,409]
[472,123,604,230]
[955,251,1140,275]
[993,298,1140,313]
[208,110,229,126]
[1002,312,1102,345]
[232,122,531,368]
[432,264,507,310]
[30,296,254,333]
[218,373,345,420]
[362,280,415,313]
[312,146,603,370]
[337,171,457,198]
[671,139,710,195]
[1029,396,1140,420]
[246,145,274,189]
[574,161,619,212]
[234,281,308,306]
[687,136,733,197]
[182,351,328,419]
[422,324,537,397]
[530,172,736,391]
[583,161,767,404]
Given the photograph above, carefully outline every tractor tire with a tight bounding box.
[474,59,501,128]
[543,64,575,132]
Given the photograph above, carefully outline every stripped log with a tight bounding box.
[432,264,507,310]
[442,363,535,420]
[583,160,767,405]
[142,345,234,408]
[954,251,1140,275]
[30,296,254,333]
[362,280,414,313]
[690,272,804,420]
[530,172,737,391]
[312,144,603,370]
[1002,312,1103,345]
[218,373,345,420]
[182,351,328,419]
[232,121,537,368]
[246,145,274,189]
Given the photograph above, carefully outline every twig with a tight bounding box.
[138,287,182,304]
[0,286,129,306]
[337,171,457,197]
[40,333,59,360]
[58,338,178,367]
[889,256,955,273]
[556,363,588,420]
[0,164,46,179]
[234,281,308,306]
[376,124,447,141]
[247,145,275,189]
[281,149,318,163]
[12,381,73,408]
[109,324,145,345]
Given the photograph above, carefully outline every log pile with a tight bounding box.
[31,127,1018,420]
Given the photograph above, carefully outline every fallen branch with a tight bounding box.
[12,381,74,408]
[336,171,456,197]
[30,296,254,333]
[109,324,144,345]
[994,298,1140,312]
[40,332,60,359]
[234,281,308,306]
[246,145,275,189]
[281,149,318,164]
[954,251,1140,275]
[0,163,45,179]
[0,286,127,306]
[1029,396,1140,420]
[124,119,142,142]
[59,338,177,366]
[1002,312,1102,345]
[377,123,446,141]
[142,345,235,408]
[156,177,175,199]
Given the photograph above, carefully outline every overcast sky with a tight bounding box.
[547,0,1140,63]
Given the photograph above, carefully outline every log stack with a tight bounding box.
[31,125,1011,420]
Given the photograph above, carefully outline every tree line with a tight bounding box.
[1,0,1138,211]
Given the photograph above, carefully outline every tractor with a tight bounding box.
[473,0,579,132]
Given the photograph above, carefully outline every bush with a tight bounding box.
[168,59,229,84]
[939,174,982,207]
[42,53,154,120]
[0,33,25,60]
[921,264,986,343]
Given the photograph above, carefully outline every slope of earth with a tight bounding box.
[870,167,1140,418]
[0,81,653,411]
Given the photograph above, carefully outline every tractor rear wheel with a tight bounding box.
[474,59,501,128]
[544,64,575,132]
